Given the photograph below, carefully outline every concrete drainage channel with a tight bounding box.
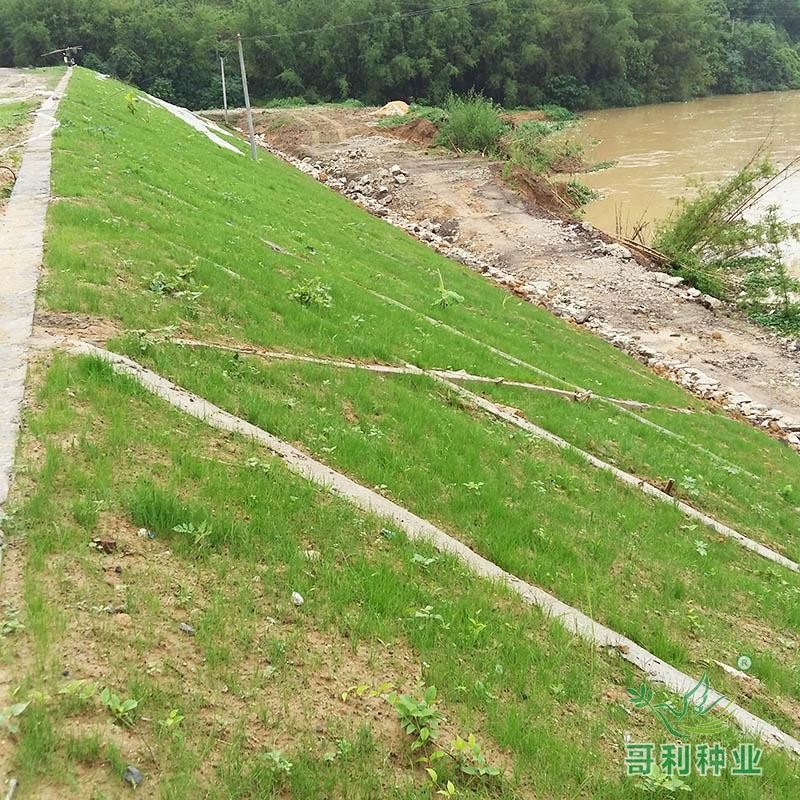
[168,336,797,573]
[0,69,71,548]
[65,339,800,757]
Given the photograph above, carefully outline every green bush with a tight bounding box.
[263,96,308,109]
[538,104,577,122]
[438,91,507,154]
[565,179,599,208]
[506,120,584,174]
[654,160,800,328]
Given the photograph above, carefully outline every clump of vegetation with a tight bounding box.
[437,91,508,155]
[384,685,501,793]
[654,159,800,332]
[377,103,448,129]
[288,276,333,307]
[146,261,205,301]
[538,104,577,122]
[431,269,465,308]
[565,178,599,208]
[505,118,584,175]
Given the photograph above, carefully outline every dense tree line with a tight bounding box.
[1,0,800,109]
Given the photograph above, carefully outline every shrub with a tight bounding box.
[438,91,507,154]
[654,159,800,329]
[565,179,599,208]
[264,96,308,109]
[506,120,584,174]
[538,104,577,122]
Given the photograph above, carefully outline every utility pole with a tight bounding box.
[236,33,258,160]
[219,53,229,125]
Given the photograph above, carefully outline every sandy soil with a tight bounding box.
[213,105,800,425]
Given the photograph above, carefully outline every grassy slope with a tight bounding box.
[2,68,798,795]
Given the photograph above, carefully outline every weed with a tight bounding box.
[654,159,800,320]
[432,269,465,308]
[0,701,29,734]
[262,748,292,774]
[538,104,577,122]
[288,277,333,308]
[99,687,138,727]
[386,686,443,750]
[451,733,500,777]
[565,178,599,208]
[146,262,205,301]
[506,118,583,175]
[410,605,450,628]
[438,91,507,154]
[158,708,184,730]
[125,91,140,116]
[694,540,708,557]
[639,764,693,793]
[58,680,97,702]
[0,608,24,636]
[173,520,213,548]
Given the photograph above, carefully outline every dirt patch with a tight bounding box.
[504,164,575,217]
[34,310,120,344]
[385,118,439,148]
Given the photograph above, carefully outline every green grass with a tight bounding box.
[3,67,799,795]
[0,100,36,132]
[112,343,800,735]
[6,354,798,798]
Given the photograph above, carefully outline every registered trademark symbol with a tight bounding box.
[737,654,752,671]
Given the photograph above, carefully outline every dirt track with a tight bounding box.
[210,106,800,429]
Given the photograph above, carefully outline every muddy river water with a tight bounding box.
[579,90,800,271]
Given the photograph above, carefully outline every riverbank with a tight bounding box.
[579,88,800,278]
[208,104,800,443]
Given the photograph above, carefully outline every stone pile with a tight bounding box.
[253,131,800,453]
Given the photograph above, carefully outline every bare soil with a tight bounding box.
[219,104,800,424]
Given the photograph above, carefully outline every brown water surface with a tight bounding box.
[579,90,800,270]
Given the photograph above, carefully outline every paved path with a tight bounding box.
[0,69,70,511]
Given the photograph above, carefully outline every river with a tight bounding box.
[578,90,800,272]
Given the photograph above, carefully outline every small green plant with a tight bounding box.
[158,708,185,730]
[262,748,293,774]
[451,733,501,777]
[0,608,24,636]
[59,680,97,702]
[99,687,138,727]
[386,686,443,750]
[432,270,465,308]
[410,605,450,628]
[639,764,693,793]
[146,262,205,301]
[173,520,213,548]
[0,701,29,734]
[125,91,140,115]
[288,277,333,308]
